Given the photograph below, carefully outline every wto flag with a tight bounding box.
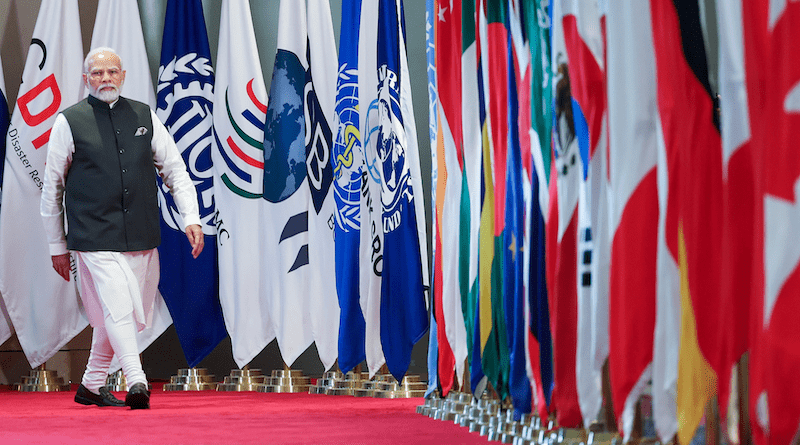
[333,0,366,374]
[212,0,273,368]
[372,0,429,382]
[156,0,227,367]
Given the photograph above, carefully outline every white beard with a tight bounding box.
[92,83,121,103]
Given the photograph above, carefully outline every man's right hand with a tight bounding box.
[51,253,71,281]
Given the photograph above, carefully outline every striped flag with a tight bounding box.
[211,0,273,368]
[0,56,12,345]
[522,0,554,421]
[650,1,724,444]
[483,0,511,400]
[605,1,659,439]
[560,0,609,428]
[89,0,171,366]
[156,0,227,367]
[460,0,482,387]
[0,0,86,367]
[434,0,465,395]
[741,1,800,443]
[424,0,440,396]
[505,0,533,416]
[333,0,366,374]
[263,0,339,370]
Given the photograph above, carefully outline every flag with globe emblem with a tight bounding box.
[333,0,367,374]
[262,0,339,370]
[156,0,227,368]
[366,0,429,382]
[211,0,273,368]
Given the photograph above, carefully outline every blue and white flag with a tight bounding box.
[0,0,85,367]
[156,0,227,367]
[423,0,439,397]
[372,0,429,382]
[0,57,12,345]
[358,0,387,377]
[212,0,273,368]
[333,0,366,374]
[263,0,339,370]
[505,3,533,416]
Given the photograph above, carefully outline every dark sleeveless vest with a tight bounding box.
[62,95,160,252]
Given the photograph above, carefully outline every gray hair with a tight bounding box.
[83,47,122,73]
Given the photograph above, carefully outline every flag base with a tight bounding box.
[257,369,310,393]
[216,368,266,391]
[14,368,71,392]
[163,368,216,391]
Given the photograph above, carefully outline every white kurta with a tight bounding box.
[40,97,200,329]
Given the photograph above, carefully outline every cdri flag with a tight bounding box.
[156,0,227,367]
[211,0,273,368]
[90,0,172,367]
[262,0,339,370]
[333,0,366,375]
[0,0,86,367]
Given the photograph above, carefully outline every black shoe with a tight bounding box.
[125,382,150,410]
[75,384,125,407]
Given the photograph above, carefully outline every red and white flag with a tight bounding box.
[0,0,86,367]
[560,0,609,427]
[741,2,800,443]
[649,1,724,444]
[606,0,659,439]
[434,0,466,393]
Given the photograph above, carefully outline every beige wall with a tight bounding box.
[0,0,432,386]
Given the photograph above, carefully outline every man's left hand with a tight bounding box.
[186,224,204,259]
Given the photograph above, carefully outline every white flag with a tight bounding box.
[89,0,156,108]
[0,56,12,345]
[0,0,86,367]
[211,0,273,368]
[357,0,387,377]
[606,1,663,440]
[306,0,339,371]
[90,0,171,362]
[263,0,339,369]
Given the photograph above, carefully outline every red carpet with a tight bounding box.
[0,384,487,444]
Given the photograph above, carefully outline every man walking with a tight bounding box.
[40,47,204,409]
